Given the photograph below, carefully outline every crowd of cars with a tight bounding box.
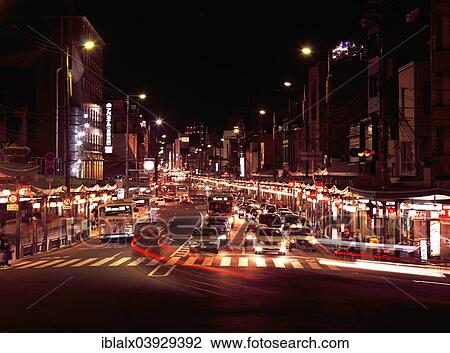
[188,198,317,256]
[239,201,316,255]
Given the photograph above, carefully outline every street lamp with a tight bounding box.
[125,93,146,197]
[83,40,95,50]
[154,118,163,195]
[259,109,266,115]
[283,81,292,87]
[301,47,312,55]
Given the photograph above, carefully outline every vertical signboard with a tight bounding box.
[105,102,113,153]
[420,239,428,261]
[430,220,441,257]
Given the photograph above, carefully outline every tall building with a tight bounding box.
[0,16,106,180]
[430,0,450,182]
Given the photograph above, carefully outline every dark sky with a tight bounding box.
[5,0,366,131]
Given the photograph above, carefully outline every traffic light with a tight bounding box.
[45,152,55,179]
[349,148,376,159]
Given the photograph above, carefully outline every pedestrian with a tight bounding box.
[0,233,6,266]
[1,234,13,266]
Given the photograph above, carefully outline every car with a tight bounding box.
[277,207,291,214]
[278,210,293,219]
[257,213,282,229]
[288,225,316,251]
[254,227,289,255]
[180,195,193,204]
[189,227,220,253]
[282,213,302,230]
[264,204,277,214]
[244,222,259,246]
[206,217,230,242]
[150,197,166,207]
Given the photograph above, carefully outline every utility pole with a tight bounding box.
[64,45,71,197]
[154,127,159,196]
[325,49,332,167]
[125,95,130,197]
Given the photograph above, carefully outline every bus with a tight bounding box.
[207,194,235,228]
[98,199,137,242]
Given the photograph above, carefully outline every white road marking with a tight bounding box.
[16,260,49,269]
[54,258,81,267]
[34,259,66,268]
[166,256,180,265]
[254,257,266,267]
[71,258,98,267]
[11,261,31,268]
[146,259,160,266]
[238,257,248,267]
[220,257,231,267]
[202,257,214,266]
[326,264,341,271]
[413,280,450,286]
[307,261,322,270]
[127,257,147,266]
[273,258,286,268]
[184,257,198,266]
[290,260,303,269]
[108,257,131,267]
[89,257,114,267]
[147,265,177,277]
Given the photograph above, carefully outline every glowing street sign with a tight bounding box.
[105,102,113,153]
[117,188,125,199]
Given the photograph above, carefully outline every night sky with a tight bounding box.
[4,0,365,132]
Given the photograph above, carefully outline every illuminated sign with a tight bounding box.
[239,156,245,177]
[117,188,125,199]
[420,239,428,261]
[181,137,189,143]
[105,102,113,153]
[430,220,440,257]
[7,193,19,204]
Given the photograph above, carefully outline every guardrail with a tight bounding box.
[20,229,89,258]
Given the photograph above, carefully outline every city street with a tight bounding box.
[1,201,449,332]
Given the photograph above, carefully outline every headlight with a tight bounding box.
[255,246,263,252]
[218,235,227,240]
[228,216,234,224]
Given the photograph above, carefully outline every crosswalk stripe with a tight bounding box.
[16,260,49,269]
[146,259,160,266]
[202,257,214,266]
[108,257,131,267]
[290,260,303,269]
[54,259,81,267]
[11,261,31,268]
[326,264,341,271]
[127,257,147,266]
[184,257,198,266]
[90,258,114,267]
[35,259,66,268]
[71,258,98,267]
[254,257,266,267]
[238,257,248,267]
[166,256,180,265]
[307,261,322,270]
[273,258,286,268]
[220,257,231,267]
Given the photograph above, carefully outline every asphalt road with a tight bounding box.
[1,202,449,332]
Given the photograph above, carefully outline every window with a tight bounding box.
[369,74,379,98]
[436,16,450,49]
[423,81,431,114]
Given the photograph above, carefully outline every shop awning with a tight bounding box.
[347,187,450,201]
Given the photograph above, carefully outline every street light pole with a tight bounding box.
[64,45,71,197]
[125,95,130,197]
